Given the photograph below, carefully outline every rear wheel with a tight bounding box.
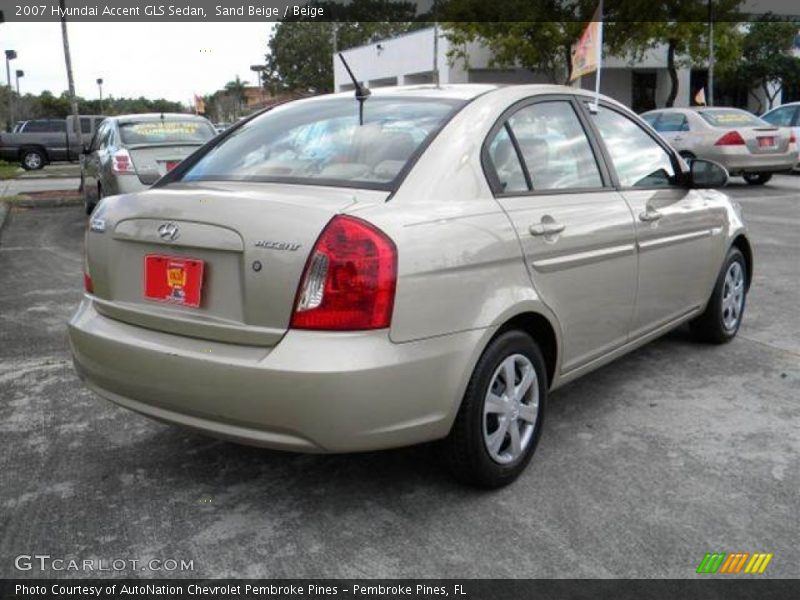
[443,330,547,488]
[21,149,45,171]
[690,247,747,344]
[85,184,101,216]
[743,172,772,185]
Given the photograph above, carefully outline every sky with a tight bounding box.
[0,22,274,105]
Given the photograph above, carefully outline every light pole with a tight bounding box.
[15,69,23,94]
[707,0,714,106]
[250,64,265,102]
[5,49,17,131]
[96,77,103,113]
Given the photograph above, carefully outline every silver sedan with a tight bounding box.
[80,113,217,214]
[642,107,798,185]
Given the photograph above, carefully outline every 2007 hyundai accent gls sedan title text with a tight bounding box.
[69,84,753,487]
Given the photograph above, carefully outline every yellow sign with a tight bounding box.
[167,266,186,288]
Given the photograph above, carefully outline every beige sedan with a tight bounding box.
[642,107,798,185]
[69,85,752,487]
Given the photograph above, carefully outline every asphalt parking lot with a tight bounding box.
[0,177,798,579]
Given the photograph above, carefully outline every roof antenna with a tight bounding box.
[338,52,370,126]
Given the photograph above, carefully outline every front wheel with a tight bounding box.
[443,330,547,488]
[743,172,772,185]
[690,247,747,344]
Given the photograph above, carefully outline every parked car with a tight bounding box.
[69,85,752,487]
[641,107,798,185]
[761,102,800,171]
[80,113,216,214]
[0,115,104,170]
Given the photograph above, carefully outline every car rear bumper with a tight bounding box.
[68,298,484,453]
[710,148,799,174]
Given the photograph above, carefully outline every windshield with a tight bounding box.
[119,120,216,145]
[180,97,465,190]
[698,110,766,128]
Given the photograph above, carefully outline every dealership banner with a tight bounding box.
[1,0,800,22]
[2,579,800,600]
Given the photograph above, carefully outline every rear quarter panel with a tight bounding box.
[345,87,563,351]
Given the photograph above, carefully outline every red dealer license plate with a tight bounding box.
[144,255,204,307]
[758,136,775,147]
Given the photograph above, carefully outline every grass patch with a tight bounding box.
[0,195,29,203]
[0,160,23,180]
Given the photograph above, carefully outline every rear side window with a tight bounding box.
[652,113,690,132]
[762,106,797,127]
[25,120,66,133]
[181,97,464,190]
[119,121,215,145]
[642,113,660,127]
[699,109,765,128]
[486,126,528,193]
[80,117,93,134]
[590,105,677,188]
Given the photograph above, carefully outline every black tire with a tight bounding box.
[743,172,772,185]
[690,247,748,344]
[84,184,99,216]
[443,330,547,488]
[21,149,46,171]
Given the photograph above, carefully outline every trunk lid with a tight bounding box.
[128,143,204,185]
[86,182,388,346]
[740,126,790,155]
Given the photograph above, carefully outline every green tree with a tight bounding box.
[264,0,425,93]
[441,0,743,103]
[730,18,800,110]
[224,75,248,118]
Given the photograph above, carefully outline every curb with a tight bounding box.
[0,202,9,236]
[10,196,82,209]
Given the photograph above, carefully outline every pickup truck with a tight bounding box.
[0,115,104,170]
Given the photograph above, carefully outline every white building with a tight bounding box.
[334,27,780,113]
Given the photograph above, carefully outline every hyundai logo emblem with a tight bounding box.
[158,222,180,241]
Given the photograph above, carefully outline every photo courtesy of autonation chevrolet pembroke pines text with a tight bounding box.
[0,0,798,598]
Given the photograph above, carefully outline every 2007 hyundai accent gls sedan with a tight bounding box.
[69,84,752,487]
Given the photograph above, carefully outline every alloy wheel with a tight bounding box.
[721,261,745,332]
[483,353,539,464]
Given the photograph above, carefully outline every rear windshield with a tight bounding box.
[698,110,765,128]
[180,97,465,190]
[119,120,215,145]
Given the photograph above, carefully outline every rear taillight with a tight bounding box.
[715,131,746,146]
[83,273,94,294]
[291,215,397,331]
[790,132,797,145]
[111,149,135,174]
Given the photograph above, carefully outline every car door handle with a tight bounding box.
[639,209,663,222]
[529,222,566,236]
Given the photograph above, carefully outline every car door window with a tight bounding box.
[507,101,603,191]
[653,113,689,132]
[590,105,678,188]
[485,125,528,193]
[762,106,797,127]
[642,113,660,127]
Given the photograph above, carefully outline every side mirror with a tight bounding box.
[689,158,728,189]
